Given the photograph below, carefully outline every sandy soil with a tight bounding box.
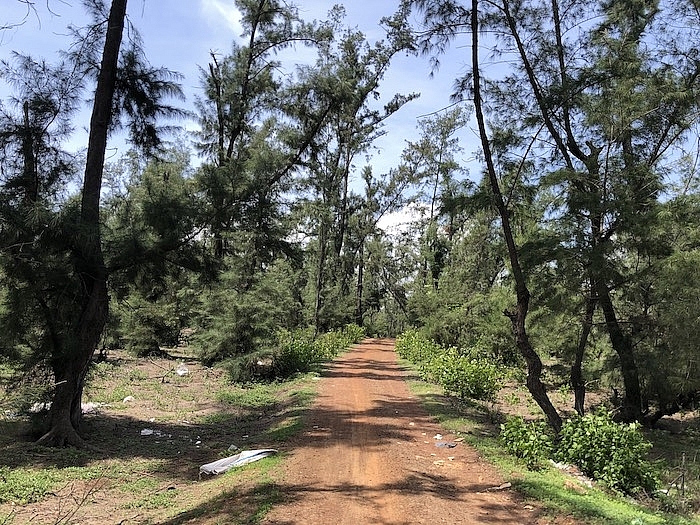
[262,338,567,525]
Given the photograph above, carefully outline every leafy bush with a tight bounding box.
[555,409,659,495]
[500,412,660,496]
[314,324,365,361]
[274,328,318,376]
[397,329,502,401]
[342,323,366,345]
[425,347,502,401]
[395,329,442,364]
[500,417,554,469]
[273,324,365,379]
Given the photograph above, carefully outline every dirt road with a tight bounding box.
[262,338,554,525]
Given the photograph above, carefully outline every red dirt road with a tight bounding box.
[263,338,555,525]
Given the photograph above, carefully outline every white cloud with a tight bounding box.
[200,0,244,38]
[377,202,427,237]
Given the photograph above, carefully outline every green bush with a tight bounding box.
[274,328,318,376]
[396,330,502,401]
[425,347,502,401]
[555,409,659,495]
[342,323,366,345]
[500,417,554,469]
[314,324,365,361]
[500,410,660,495]
[273,324,365,379]
[395,329,442,364]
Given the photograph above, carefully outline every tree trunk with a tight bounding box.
[314,221,328,335]
[471,0,562,433]
[355,241,365,326]
[596,280,643,422]
[571,282,595,416]
[38,0,127,447]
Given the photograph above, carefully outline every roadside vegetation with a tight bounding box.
[396,329,700,524]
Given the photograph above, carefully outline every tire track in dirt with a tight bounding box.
[262,338,559,525]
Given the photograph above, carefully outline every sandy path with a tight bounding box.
[262,338,551,525]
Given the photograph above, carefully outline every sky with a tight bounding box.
[0,0,478,190]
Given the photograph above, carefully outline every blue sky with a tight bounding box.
[0,1,477,180]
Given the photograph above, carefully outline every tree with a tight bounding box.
[405,0,563,431]
[399,105,470,289]
[194,0,332,261]
[293,14,417,332]
[404,0,700,425]
[190,0,338,367]
[39,0,126,446]
[0,0,185,446]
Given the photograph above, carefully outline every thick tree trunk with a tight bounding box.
[472,0,562,433]
[38,0,126,447]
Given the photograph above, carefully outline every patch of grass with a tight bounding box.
[264,418,304,442]
[286,387,316,408]
[248,481,281,523]
[88,382,132,404]
[0,349,324,524]
[127,369,149,382]
[216,385,277,410]
[200,412,237,425]
[125,486,178,510]
[118,476,160,494]
[0,467,63,504]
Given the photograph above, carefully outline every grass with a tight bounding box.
[216,384,278,410]
[400,358,700,525]
[0,348,322,525]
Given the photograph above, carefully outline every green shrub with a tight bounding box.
[500,417,554,469]
[314,324,365,361]
[500,410,660,495]
[274,328,318,376]
[273,324,365,379]
[555,409,659,495]
[397,330,502,401]
[342,323,366,345]
[426,347,502,401]
[395,329,442,364]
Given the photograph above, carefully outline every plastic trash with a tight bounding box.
[123,396,135,403]
[435,441,457,448]
[199,449,278,476]
[141,429,154,436]
[81,402,102,414]
[176,364,189,377]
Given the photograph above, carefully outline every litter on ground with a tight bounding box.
[199,449,278,477]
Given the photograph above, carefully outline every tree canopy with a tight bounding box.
[1,0,700,448]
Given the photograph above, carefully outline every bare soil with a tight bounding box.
[261,338,575,525]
